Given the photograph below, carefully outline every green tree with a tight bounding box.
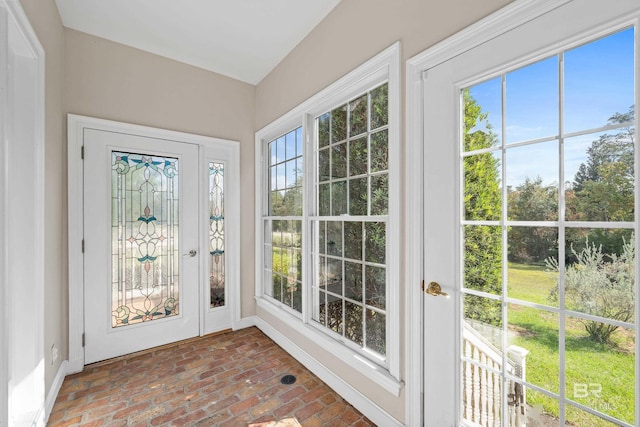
[567,105,634,260]
[507,177,558,263]
[573,106,634,194]
[270,171,303,228]
[463,89,502,326]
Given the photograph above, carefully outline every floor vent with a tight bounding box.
[280,374,296,385]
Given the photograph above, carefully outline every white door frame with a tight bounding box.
[0,0,45,425]
[405,1,574,424]
[67,114,241,373]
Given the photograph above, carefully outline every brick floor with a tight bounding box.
[48,327,376,426]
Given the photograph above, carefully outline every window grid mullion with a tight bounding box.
[360,228,366,351]
[558,49,567,426]
[500,72,509,427]
[347,139,352,216]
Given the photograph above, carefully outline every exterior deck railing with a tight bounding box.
[462,322,529,427]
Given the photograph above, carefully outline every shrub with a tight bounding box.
[546,235,634,344]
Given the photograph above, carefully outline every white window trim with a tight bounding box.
[257,119,305,318]
[406,0,640,425]
[255,42,402,395]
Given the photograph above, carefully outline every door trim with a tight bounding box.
[0,1,45,425]
[405,0,576,424]
[67,114,240,373]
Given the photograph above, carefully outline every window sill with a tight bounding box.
[255,296,404,397]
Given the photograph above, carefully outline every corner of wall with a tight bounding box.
[19,0,67,397]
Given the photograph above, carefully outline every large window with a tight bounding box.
[312,83,389,357]
[256,45,400,382]
[264,127,303,313]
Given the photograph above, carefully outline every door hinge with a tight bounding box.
[81,239,85,253]
[81,146,84,159]
[82,333,85,347]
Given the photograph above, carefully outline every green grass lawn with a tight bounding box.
[506,262,635,426]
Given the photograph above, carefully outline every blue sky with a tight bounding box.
[270,127,303,191]
[468,27,635,189]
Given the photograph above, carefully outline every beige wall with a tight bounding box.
[63,29,257,321]
[19,0,66,394]
[64,29,255,146]
[256,0,512,128]
[255,0,512,421]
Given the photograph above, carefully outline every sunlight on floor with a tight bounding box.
[248,417,302,427]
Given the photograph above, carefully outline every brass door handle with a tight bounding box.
[424,281,449,298]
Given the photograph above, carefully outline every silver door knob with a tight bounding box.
[184,249,197,257]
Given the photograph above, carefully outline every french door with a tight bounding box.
[422,1,640,426]
[83,128,200,364]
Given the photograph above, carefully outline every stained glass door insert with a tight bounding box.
[209,162,225,308]
[111,151,181,327]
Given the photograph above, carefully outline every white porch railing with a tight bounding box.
[462,322,529,427]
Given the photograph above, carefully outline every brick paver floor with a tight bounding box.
[48,327,376,426]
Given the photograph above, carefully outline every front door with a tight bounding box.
[83,128,200,364]
[422,1,639,425]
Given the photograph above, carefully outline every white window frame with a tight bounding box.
[259,121,306,318]
[255,43,402,394]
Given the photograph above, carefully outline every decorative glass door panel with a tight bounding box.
[202,141,238,335]
[83,127,199,364]
[209,162,225,308]
[111,151,181,327]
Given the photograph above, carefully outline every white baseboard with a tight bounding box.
[252,317,403,427]
[66,357,83,375]
[32,407,45,427]
[232,315,258,330]
[45,360,68,424]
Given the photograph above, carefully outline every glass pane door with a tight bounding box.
[460,27,636,426]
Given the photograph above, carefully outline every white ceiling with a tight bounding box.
[54,0,342,85]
